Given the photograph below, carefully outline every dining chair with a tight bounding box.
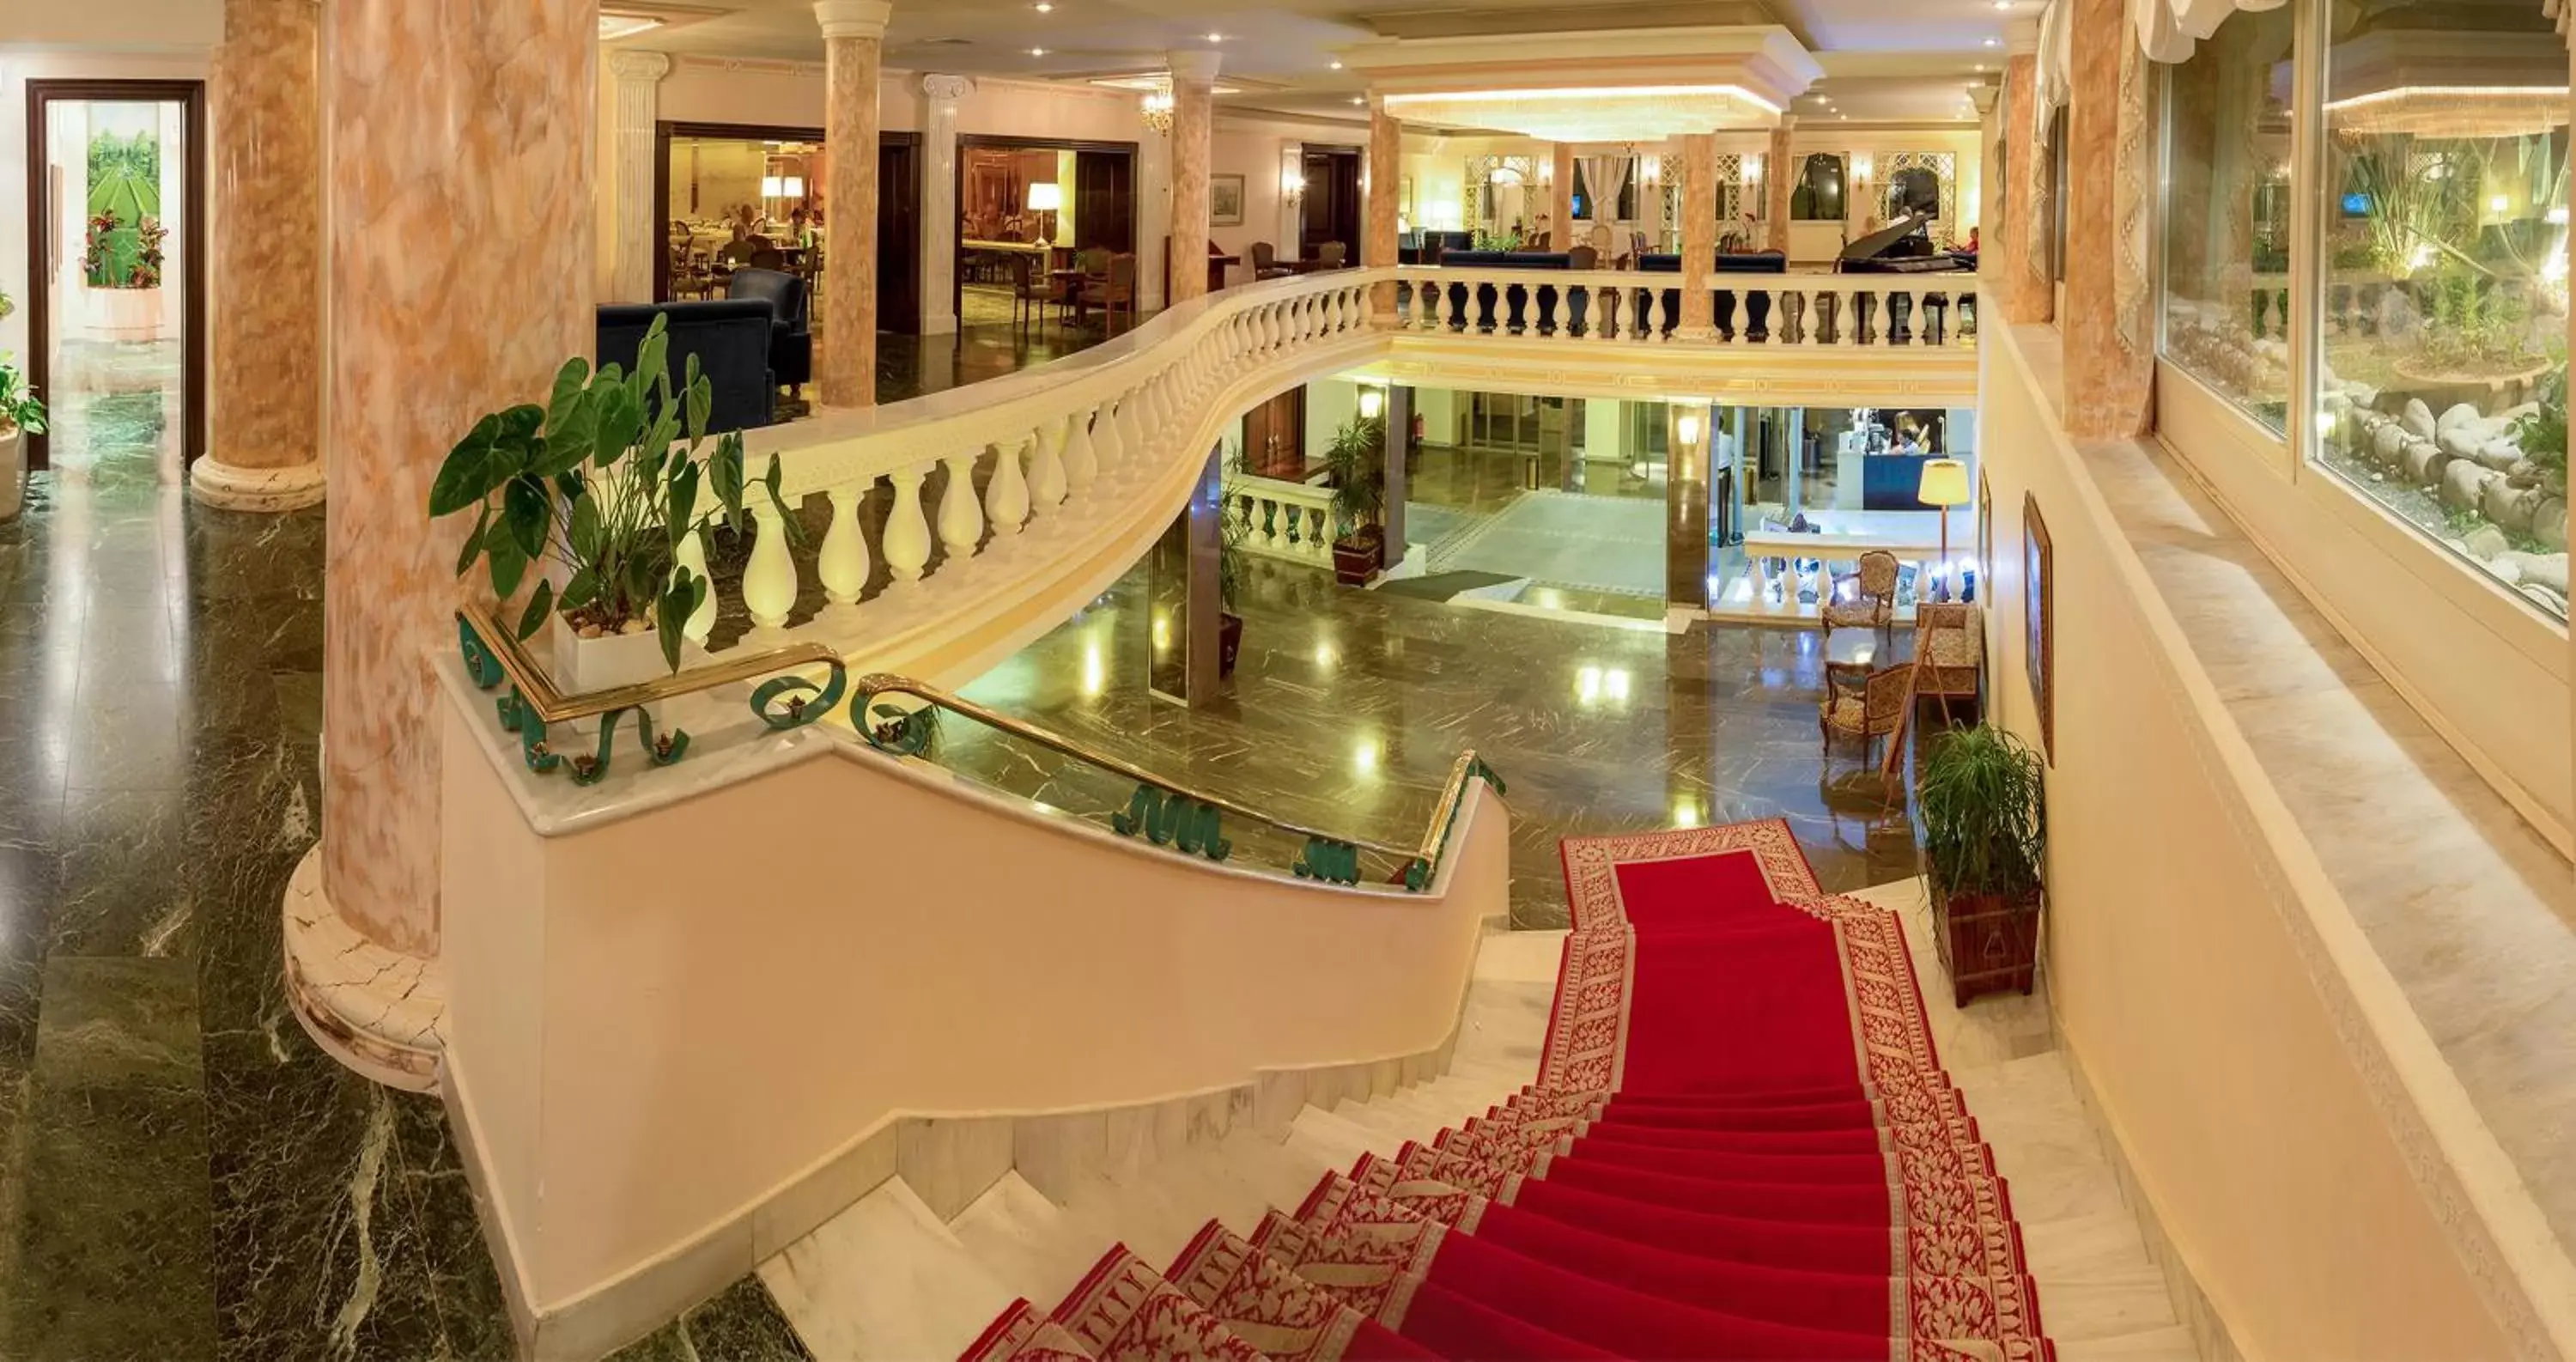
[1012,253,1062,334]
[1820,660,1917,768]
[1249,241,1293,281]
[1083,253,1138,331]
[1315,241,1348,269]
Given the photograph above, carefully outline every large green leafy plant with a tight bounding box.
[0,355,46,436]
[1917,725,2046,902]
[1322,413,1386,544]
[428,313,797,673]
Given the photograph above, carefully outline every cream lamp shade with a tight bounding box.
[1027,182,1065,211]
[1917,458,1971,508]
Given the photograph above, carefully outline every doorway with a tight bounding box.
[653,121,923,334]
[1298,145,1362,265]
[21,80,207,474]
[956,136,1138,331]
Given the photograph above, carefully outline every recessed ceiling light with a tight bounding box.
[1983,37,2000,46]
[1329,59,1343,69]
[1993,1,2011,9]
[1029,46,1047,55]
[1838,112,1849,119]
[1973,62,1988,70]
[1033,2,1053,10]
[1350,97,1364,105]
[1206,31,1223,41]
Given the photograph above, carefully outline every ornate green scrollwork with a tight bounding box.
[459,617,507,690]
[495,689,560,774]
[1295,836,1362,885]
[563,707,690,787]
[1399,758,1507,892]
[1400,857,1432,892]
[864,700,939,757]
[1112,783,1231,861]
[751,661,849,731]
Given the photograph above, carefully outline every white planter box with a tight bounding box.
[83,285,166,342]
[0,426,21,523]
[544,613,708,737]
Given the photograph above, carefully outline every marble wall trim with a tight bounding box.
[204,0,323,482]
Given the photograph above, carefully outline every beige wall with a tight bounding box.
[1978,325,2524,1359]
[1208,114,1370,271]
[441,714,1507,1335]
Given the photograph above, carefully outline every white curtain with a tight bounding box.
[2129,0,2287,64]
[1581,155,1630,221]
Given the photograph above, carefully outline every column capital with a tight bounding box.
[2007,16,2042,53]
[608,49,671,82]
[815,0,892,40]
[1968,82,2000,115]
[1166,49,1223,86]
[920,71,975,101]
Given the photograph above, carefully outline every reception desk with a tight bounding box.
[1714,508,1970,625]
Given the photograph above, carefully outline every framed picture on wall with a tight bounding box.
[1210,173,1246,227]
[2023,492,2054,763]
[1976,470,1991,604]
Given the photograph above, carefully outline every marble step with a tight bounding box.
[2020,1207,2161,1284]
[2033,1268,2184,1344]
[2056,1323,2202,1362]
[759,1178,1018,1362]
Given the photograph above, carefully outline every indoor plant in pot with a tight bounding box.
[1917,723,2046,1007]
[0,340,50,525]
[429,313,798,704]
[1322,411,1387,587]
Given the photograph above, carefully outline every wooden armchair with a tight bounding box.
[1249,241,1295,281]
[1082,252,1137,331]
[1911,600,1984,727]
[1820,660,1916,766]
[1011,253,1063,332]
[1822,549,1900,638]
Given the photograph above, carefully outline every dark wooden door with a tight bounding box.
[1241,388,1307,480]
[1073,149,1135,252]
[878,136,921,335]
[1298,148,1363,264]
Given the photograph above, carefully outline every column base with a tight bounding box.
[282,845,447,1091]
[191,455,326,511]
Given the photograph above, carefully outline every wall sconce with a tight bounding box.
[1851,153,1874,184]
[1743,153,1763,185]
[1282,169,1307,200]
[1538,159,1553,185]
[1637,155,1662,188]
[1359,386,1386,421]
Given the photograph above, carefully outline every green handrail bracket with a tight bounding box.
[1112,783,1232,861]
[1295,836,1364,885]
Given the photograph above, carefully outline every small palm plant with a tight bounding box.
[1917,722,2046,1006]
[1321,413,1387,585]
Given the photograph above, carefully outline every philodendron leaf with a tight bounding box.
[534,386,597,477]
[429,415,501,517]
[655,566,698,672]
[684,370,712,445]
[594,386,644,468]
[454,502,490,579]
[562,567,599,611]
[666,461,700,547]
[634,316,670,410]
[710,435,746,520]
[762,458,806,548]
[569,492,605,564]
[487,531,528,600]
[503,476,550,560]
[547,356,590,425]
[515,578,555,641]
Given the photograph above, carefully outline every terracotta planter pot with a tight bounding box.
[1218,611,1243,677]
[1333,527,1384,587]
[1931,880,2042,1007]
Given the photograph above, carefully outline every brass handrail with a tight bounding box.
[851,673,1499,884]
[456,601,843,725]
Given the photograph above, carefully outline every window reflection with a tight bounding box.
[2160,7,2294,430]
[2313,1,2569,619]
[1790,154,1845,222]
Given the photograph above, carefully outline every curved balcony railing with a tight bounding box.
[1392,265,1978,350]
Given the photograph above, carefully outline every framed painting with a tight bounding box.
[1210,173,1246,227]
[1975,469,1991,602]
[2023,492,2053,763]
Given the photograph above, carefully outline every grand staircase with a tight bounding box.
[759,866,2200,1362]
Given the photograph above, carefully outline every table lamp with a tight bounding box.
[1027,181,1064,243]
[1917,457,1971,601]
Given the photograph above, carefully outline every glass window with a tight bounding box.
[2161,9,2296,430]
[2315,0,2568,618]
[1790,154,1845,221]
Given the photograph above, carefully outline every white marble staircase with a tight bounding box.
[758,888,2210,1361]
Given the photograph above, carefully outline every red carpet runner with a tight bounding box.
[960,818,2056,1361]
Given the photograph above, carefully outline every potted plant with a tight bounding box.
[1917,724,2046,1007]
[0,328,49,524]
[1322,412,1387,587]
[428,313,799,704]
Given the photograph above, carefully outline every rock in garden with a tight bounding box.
[2440,427,2487,462]
[2537,499,2568,551]
[2403,440,2447,484]
[2490,556,2524,586]
[2437,403,2483,438]
[2403,398,2437,439]
[2441,459,2496,511]
[2323,391,2352,417]
[2475,438,2525,472]
[2485,480,2543,533]
[2464,524,2511,560]
[2371,422,2407,466]
[2500,551,2571,594]
[2523,583,2569,613]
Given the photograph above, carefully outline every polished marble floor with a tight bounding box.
[957,556,1937,929]
[0,344,809,1360]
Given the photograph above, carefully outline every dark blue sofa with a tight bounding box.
[598,299,775,433]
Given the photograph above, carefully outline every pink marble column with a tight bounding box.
[1167,51,1221,305]
[1367,102,1400,317]
[191,0,325,512]
[2001,45,2052,324]
[319,0,595,958]
[1550,144,1575,247]
[816,1,889,407]
[1765,122,1793,253]
[2064,0,2153,438]
[1680,133,1716,337]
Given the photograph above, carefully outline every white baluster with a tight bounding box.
[1422,280,1443,332]
[1091,397,1126,475]
[1307,506,1331,561]
[883,462,933,583]
[743,499,799,632]
[984,436,1030,536]
[675,523,717,644]
[1120,388,1148,459]
[1748,287,1773,345]
[818,482,873,610]
[1063,407,1101,496]
[1028,417,1068,512]
[1264,304,1285,354]
[937,448,987,568]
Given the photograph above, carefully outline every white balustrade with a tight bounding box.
[1063,408,1098,496]
[1230,474,1335,567]
[937,449,987,563]
[883,464,933,584]
[819,483,872,609]
[1028,417,1068,512]
[677,524,717,643]
[1393,267,1975,352]
[984,435,1030,537]
[742,500,798,632]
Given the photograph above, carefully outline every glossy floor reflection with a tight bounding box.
[0,347,810,1359]
[958,557,1935,929]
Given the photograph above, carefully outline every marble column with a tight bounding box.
[1367,102,1400,316]
[1139,121,1173,309]
[1973,87,2004,248]
[316,0,594,964]
[918,73,970,333]
[1665,402,1712,630]
[1765,121,1793,253]
[2000,27,2052,324]
[191,0,325,512]
[1166,51,1221,305]
[815,0,889,407]
[1550,143,1575,246]
[2063,0,2154,438]
[1679,133,1716,337]
[606,50,670,304]
[1382,385,1412,565]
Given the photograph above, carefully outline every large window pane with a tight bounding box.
[2315,0,2569,619]
[2161,7,2295,431]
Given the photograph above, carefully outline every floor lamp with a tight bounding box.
[1917,457,1971,602]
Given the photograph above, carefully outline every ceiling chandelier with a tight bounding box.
[1141,76,1176,135]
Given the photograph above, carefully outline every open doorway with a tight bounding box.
[21,80,207,476]
[956,136,1137,333]
[653,120,922,332]
[1299,145,1362,265]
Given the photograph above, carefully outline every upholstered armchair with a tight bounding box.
[1249,241,1294,281]
[724,266,811,398]
[1911,600,1984,726]
[1822,549,1900,640]
[1820,660,1916,765]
